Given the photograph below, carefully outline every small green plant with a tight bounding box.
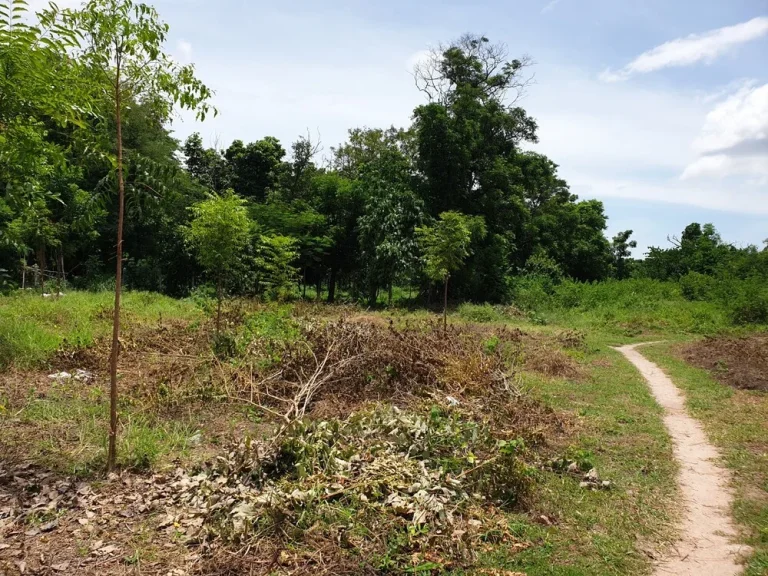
[416,212,487,330]
[458,302,501,323]
[183,190,253,335]
[483,335,500,354]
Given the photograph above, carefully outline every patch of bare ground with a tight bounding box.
[681,334,768,392]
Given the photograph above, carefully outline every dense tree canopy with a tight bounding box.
[4,6,763,311]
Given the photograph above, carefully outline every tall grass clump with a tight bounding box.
[512,277,733,335]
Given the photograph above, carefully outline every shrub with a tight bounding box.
[679,271,715,301]
[724,279,768,325]
[457,302,501,323]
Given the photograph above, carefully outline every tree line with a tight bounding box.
[2,2,766,313]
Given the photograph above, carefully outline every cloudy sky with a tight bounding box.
[38,0,768,254]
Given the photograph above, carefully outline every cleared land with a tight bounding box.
[0,291,765,575]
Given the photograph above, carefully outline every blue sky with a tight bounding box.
[39,0,768,255]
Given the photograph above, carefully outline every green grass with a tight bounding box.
[641,343,768,576]
[4,384,198,474]
[482,334,678,575]
[0,289,200,368]
[513,278,745,338]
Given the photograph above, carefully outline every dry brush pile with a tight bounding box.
[2,313,582,574]
[163,318,574,573]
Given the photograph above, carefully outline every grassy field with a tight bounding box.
[0,288,764,575]
[0,290,200,368]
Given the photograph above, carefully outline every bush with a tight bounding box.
[724,279,768,325]
[510,275,554,311]
[457,302,501,323]
[679,271,715,301]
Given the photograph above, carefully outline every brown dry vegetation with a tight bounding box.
[1,312,585,576]
[681,333,768,392]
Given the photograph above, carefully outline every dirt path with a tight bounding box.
[616,344,749,576]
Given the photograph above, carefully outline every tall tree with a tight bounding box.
[611,230,637,279]
[225,137,285,200]
[182,132,231,192]
[0,0,90,285]
[58,0,214,471]
[411,35,538,300]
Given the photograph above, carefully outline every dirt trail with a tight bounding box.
[616,344,749,576]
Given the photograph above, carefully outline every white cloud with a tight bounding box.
[541,0,561,15]
[176,40,193,64]
[600,16,768,82]
[405,49,431,72]
[682,82,768,179]
[528,65,705,174]
[570,174,768,215]
[524,66,768,216]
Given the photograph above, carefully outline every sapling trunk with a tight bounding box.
[216,275,222,336]
[443,275,449,331]
[107,61,124,472]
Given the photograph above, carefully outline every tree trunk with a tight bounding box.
[315,276,321,301]
[443,276,449,332]
[36,244,46,295]
[107,64,124,473]
[216,276,222,336]
[56,248,64,295]
[388,282,393,306]
[327,267,336,303]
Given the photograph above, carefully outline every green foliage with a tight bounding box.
[724,278,768,325]
[255,234,299,300]
[457,303,503,323]
[416,211,486,283]
[679,271,715,301]
[2,11,765,326]
[183,191,252,280]
[611,230,637,280]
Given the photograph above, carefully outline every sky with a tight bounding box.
[35,0,768,255]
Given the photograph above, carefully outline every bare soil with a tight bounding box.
[681,334,768,392]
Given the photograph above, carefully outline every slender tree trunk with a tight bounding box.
[107,65,124,473]
[216,276,222,336]
[327,267,336,303]
[302,269,307,299]
[56,248,64,295]
[388,282,393,306]
[315,276,321,301]
[21,260,26,290]
[36,244,46,295]
[443,276,449,332]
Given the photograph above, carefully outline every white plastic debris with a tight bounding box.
[74,369,94,382]
[445,396,460,406]
[48,372,72,380]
